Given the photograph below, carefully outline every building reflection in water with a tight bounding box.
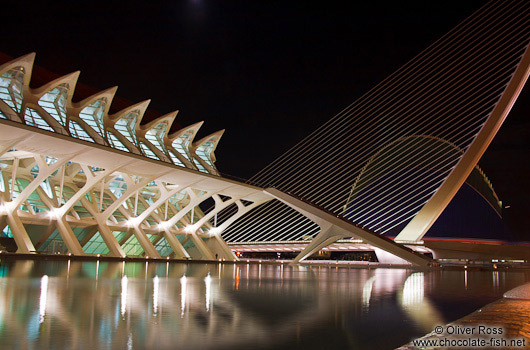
[0,261,528,349]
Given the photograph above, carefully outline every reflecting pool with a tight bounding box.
[0,260,528,349]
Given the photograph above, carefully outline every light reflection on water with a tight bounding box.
[0,260,528,350]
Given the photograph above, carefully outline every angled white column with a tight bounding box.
[161,227,190,259]
[187,232,215,260]
[80,196,126,257]
[104,190,161,258]
[396,46,530,242]
[130,225,161,258]
[54,216,84,255]
[4,209,35,253]
[293,224,341,263]
[1,154,69,253]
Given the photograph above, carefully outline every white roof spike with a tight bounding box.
[193,129,225,147]
[108,99,151,125]
[0,52,36,76]
[139,110,179,132]
[73,86,118,111]
[167,120,204,142]
[32,70,81,102]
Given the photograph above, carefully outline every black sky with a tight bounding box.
[3,1,530,237]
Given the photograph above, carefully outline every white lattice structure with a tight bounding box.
[0,53,270,259]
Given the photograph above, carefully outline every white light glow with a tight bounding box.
[153,275,159,315]
[0,202,15,213]
[362,276,376,308]
[205,273,212,312]
[121,276,128,317]
[47,207,64,219]
[126,217,142,227]
[208,227,221,235]
[180,275,187,317]
[158,221,171,230]
[185,224,199,233]
[39,275,48,323]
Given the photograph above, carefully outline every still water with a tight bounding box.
[0,260,528,350]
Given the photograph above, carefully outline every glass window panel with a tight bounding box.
[195,139,216,168]
[122,234,144,256]
[145,121,168,154]
[24,108,55,132]
[154,237,173,257]
[193,158,209,173]
[171,131,194,161]
[69,120,95,142]
[0,66,24,113]
[38,84,68,126]
[168,150,185,167]
[140,142,159,160]
[114,111,139,146]
[107,132,130,152]
[79,98,106,137]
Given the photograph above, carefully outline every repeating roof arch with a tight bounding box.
[0,53,223,176]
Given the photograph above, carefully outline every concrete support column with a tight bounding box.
[188,232,215,260]
[54,216,84,255]
[132,225,161,258]
[209,234,237,260]
[293,224,341,263]
[162,229,190,259]
[5,211,35,253]
[94,217,126,257]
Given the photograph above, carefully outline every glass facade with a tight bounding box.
[107,132,129,152]
[79,99,106,138]
[69,120,95,142]
[193,158,208,173]
[114,111,139,146]
[0,57,221,176]
[145,121,168,154]
[0,67,24,113]
[168,150,185,167]
[140,142,159,160]
[24,108,55,132]
[195,139,216,169]
[0,55,226,260]
[172,131,194,162]
[38,84,68,126]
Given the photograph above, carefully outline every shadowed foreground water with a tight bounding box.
[0,260,528,350]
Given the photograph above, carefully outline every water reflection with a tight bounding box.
[39,275,48,323]
[0,260,528,350]
[121,275,128,317]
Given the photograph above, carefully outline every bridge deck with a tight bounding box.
[265,188,434,266]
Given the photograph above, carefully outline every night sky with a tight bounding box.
[3,1,529,237]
